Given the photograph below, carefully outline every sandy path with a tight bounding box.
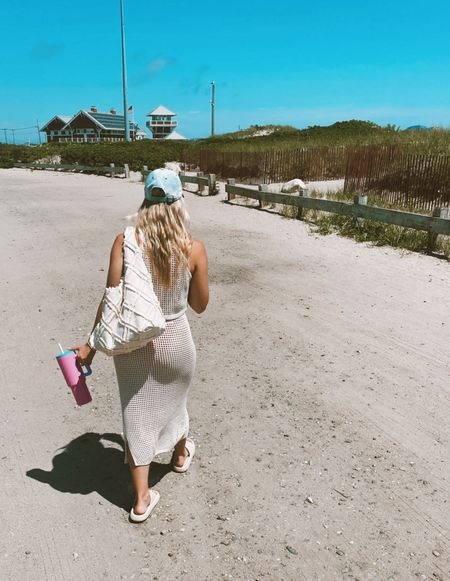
[1,168,449,581]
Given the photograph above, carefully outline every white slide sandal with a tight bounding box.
[172,438,195,473]
[129,489,160,523]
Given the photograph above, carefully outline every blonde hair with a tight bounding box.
[135,198,192,289]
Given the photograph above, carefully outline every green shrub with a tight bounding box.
[0,141,190,172]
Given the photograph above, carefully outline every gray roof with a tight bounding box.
[89,111,134,130]
[164,130,187,140]
[62,110,141,132]
[147,105,176,117]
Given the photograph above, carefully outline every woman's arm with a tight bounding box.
[188,239,209,314]
[71,234,124,364]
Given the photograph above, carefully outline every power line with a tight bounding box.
[0,123,42,144]
[0,125,38,131]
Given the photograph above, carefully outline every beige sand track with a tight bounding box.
[1,168,449,580]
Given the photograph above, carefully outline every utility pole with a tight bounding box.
[11,129,15,145]
[120,0,130,142]
[36,119,42,144]
[3,129,7,144]
[210,80,215,136]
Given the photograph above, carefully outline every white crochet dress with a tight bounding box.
[113,244,196,466]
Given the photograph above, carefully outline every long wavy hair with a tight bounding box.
[135,198,192,289]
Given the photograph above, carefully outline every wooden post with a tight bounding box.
[227,178,236,201]
[109,163,115,178]
[124,163,130,179]
[208,173,216,195]
[427,207,447,254]
[440,206,450,220]
[353,194,368,227]
[258,184,269,208]
[296,189,310,220]
[198,171,205,195]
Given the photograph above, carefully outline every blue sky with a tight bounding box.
[1,0,450,143]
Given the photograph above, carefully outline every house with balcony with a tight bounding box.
[146,105,187,140]
[40,107,145,142]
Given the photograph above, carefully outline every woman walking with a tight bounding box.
[72,168,209,522]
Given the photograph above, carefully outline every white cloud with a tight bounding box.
[147,57,169,75]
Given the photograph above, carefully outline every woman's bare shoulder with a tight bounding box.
[189,239,207,272]
[113,232,125,246]
[109,233,125,255]
[191,239,206,254]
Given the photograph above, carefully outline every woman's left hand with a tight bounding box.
[70,343,96,366]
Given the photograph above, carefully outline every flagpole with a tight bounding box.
[120,0,130,142]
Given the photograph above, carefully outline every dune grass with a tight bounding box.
[193,120,450,153]
[278,190,450,257]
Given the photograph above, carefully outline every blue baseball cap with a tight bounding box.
[144,168,183,204]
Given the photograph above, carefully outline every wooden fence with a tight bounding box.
[182,147,348,183]
[225,179,450,253]
[15,148,450,213]
[183,145,450,212]
[344,146,450,212]
[14,162,129,178]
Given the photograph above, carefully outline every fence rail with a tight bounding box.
[14,162,129,178]
[225,180,450,253]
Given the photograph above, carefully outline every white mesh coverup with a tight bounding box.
[113,241,195,466]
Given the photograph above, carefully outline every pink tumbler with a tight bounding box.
[56,350,92,406]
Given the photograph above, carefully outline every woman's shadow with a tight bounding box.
[26,432,172,511]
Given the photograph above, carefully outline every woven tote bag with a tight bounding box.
[88,227,166,356]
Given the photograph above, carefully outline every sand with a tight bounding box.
[1,168,449,580]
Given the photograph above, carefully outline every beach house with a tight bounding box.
[146,105,187,140]
[40,107,145,143]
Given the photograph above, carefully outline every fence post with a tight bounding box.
[296,189,310,220]
[179,172,187,191]
[197,171,205,195]
[208,173,216,196]
[124,163,130,179]
[109,163,115,178]
[427,207,450,254]
[227,178,236,201]
[353,194,368,227]
[258,184,269,209]
[143,165,148,179]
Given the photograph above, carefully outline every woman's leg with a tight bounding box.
[127,443,151,514]
[173,437,189,468]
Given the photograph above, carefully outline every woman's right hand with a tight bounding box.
[70,343,96,366]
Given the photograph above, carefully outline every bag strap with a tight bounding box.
[124,226,145,250]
